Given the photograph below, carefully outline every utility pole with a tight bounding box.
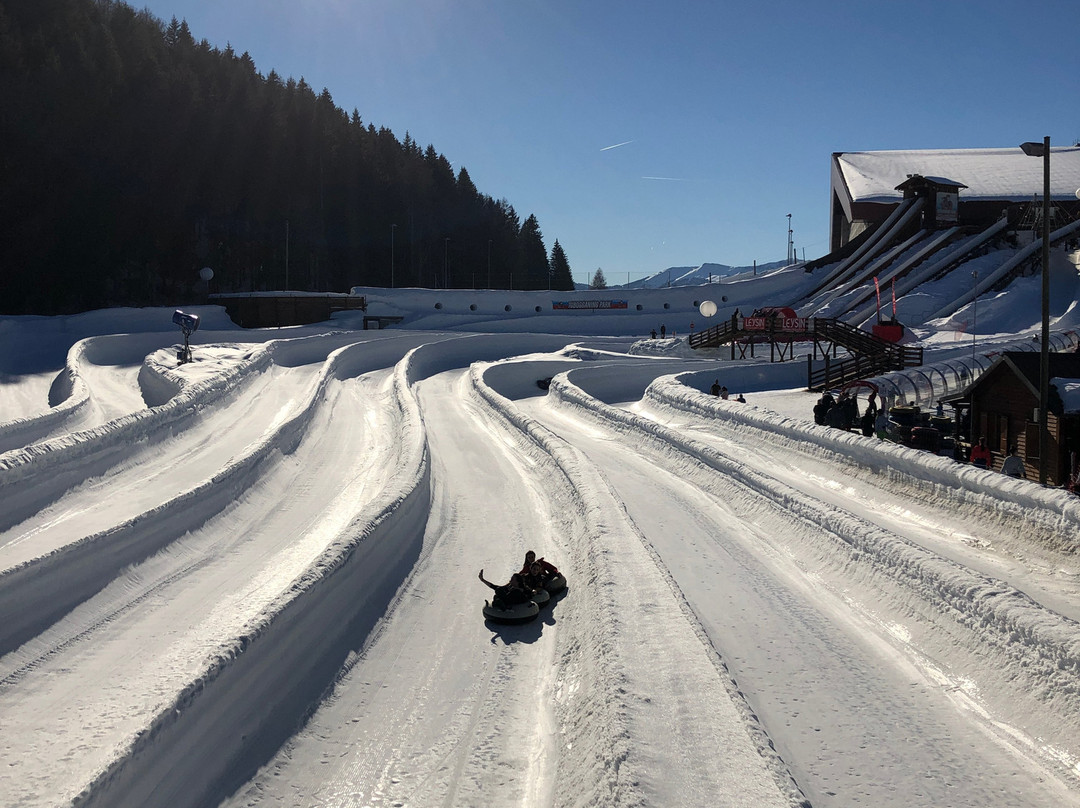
[1020,137,1052,484]
[787,213,793,264]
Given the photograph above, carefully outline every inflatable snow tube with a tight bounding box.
[483,599,540,625]
[531,588,550,607]
[544,573,567,594]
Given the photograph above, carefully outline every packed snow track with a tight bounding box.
[1,327,1079,808]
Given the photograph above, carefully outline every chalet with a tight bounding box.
[829,147,1080,252]
[953,351,1080,486]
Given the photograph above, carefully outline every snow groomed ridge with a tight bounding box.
[3,325,1080,807]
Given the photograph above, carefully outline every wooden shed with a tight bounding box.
[209,293,366,328]
[958,351,1080,485]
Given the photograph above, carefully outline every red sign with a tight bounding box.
[783,317,808,331]
[743,316,807,331]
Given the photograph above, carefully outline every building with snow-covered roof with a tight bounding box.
[951,350,1080,486]
[830,147,1080,251]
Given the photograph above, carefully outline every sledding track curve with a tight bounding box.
[1,330,1079,808]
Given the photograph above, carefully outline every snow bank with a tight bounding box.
[649,372,1080,552]
[71,332,593,807]
[0,341,272,492]
[0,337,92,453]
[74,343,431,808]
[471,358,807,808]
[545,368,1080,749]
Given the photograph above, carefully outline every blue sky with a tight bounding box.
[136,0,1078,285]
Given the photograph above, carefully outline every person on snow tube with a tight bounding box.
[518,550,559,579]
[521,561,550,591]
[478,569,531,609]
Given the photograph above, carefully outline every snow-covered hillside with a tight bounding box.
[2,255,1080,807]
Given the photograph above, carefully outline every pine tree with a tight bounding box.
[0,0,560,311]
[518,214,549,290]
[549,240,573,290]
[590,267,608,289]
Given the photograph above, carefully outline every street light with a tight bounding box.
[391,224,397,288]
[1020,137,1051,485]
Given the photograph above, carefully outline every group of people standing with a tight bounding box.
[709,379,745,402]
[814,389,882,437]
[969,437,1026,478]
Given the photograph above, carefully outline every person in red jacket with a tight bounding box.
[970,437,992,469]
[519,550,559,578]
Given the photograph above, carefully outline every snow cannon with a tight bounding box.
[172,309,200,364]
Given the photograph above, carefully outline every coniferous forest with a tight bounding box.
[0,0,574,315]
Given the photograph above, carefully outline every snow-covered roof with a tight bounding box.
[1053,378,1080,414]
[835,147,1080,204]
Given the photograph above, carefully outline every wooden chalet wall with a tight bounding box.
[968,356,1075,485]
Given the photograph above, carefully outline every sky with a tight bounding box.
[132,0,1079,284]
[3,260,1080,804]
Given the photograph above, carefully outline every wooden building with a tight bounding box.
[829,146,1080,252]
[956,351,1080,485]
[209,293,366,328]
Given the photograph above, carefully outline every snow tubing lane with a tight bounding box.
[483,599,540,624]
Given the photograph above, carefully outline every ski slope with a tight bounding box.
[1,296,1080,807]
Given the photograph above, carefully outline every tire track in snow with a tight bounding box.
[472,361,802,808]
[220,365,563,808]
[538,369,1080,804]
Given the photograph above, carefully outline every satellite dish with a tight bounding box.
[698,300,717,318]
[199,267,214,281]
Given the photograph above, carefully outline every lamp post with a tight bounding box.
[1020,137,1051,485]
[391,224,396,288]
[787,213,793,264]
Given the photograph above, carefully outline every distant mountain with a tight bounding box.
[624,261,790,289]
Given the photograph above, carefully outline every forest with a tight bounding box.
[0,0,574,315]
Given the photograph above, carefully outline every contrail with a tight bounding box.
[600,140,634,151]
[642,176,690,182]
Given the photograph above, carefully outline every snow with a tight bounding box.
[2,261,1080,808]
[835,147,1080,204]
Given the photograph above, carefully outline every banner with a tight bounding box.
[742,316,808,332]
[551,300,628,310]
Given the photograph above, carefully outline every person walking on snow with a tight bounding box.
[710,379,721,396]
